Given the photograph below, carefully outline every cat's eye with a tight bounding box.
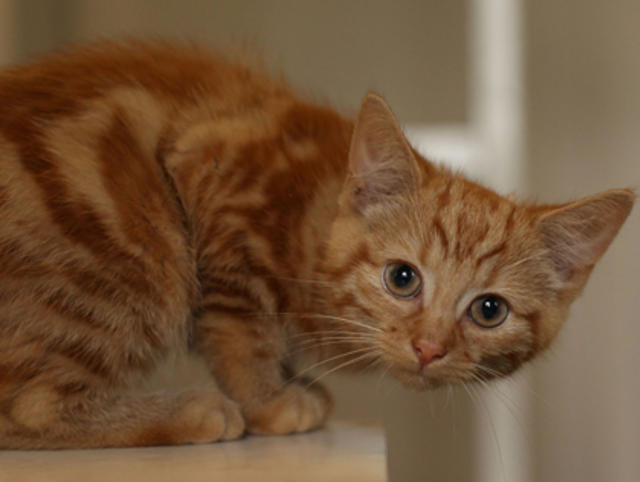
[468,295,509,328]
[382,262,422,299]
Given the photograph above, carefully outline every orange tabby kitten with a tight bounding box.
[0,41,634,449]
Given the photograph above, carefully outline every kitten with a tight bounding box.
[0,41,633,449]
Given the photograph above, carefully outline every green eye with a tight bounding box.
[468,295,509,328]
[383,262,422,299]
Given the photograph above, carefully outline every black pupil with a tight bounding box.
[481,297,500,319]
[393,265,414,288]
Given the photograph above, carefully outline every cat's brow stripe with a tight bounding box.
[433,217,450,255]
[473,222,491,249]
[505,204,517,233]
[436,179,453,208]
[475,241,507,268]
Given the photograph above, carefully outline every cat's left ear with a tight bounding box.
[342,93,422,212]
[537,189,635,286]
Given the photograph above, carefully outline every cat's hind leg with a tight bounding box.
[0,381,245,449]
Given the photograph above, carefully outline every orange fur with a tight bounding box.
[0,41,633,448]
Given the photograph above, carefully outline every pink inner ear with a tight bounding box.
[537,189,635,280]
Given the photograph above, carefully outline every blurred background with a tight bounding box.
[1,1,637,481]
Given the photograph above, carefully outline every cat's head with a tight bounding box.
[320,93,634,389]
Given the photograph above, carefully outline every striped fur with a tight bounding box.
[0,41,634,448]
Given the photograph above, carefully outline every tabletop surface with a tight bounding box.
[0,422,387,482]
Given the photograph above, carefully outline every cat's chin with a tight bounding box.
[391,367,452,391]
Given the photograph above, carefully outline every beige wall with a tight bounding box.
[0,1,16,64]
[12,0,467,125]
[526,2,640,481]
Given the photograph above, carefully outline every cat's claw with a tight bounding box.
[243,383,333,435]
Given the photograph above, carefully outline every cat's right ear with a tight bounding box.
[341,93,422,213]
[537,188,635,289]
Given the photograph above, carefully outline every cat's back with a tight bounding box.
[0,42,266,368]
[0,41,349,379]
[0,42,234,268]
[0,40,283,115]
[0,40,283,242]
[0,41,297,210]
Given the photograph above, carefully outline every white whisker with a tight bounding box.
[299,313,383,333]
[289,329,376,339]
[304,350,381,387]
[292,346,378,380]
[290,337,377,356]
[292,336,378,349]
[241,311,382,334]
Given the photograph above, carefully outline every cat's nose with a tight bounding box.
[412,339,446,366]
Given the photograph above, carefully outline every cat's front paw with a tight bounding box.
[244,383,332,435]
[173,391,245,444]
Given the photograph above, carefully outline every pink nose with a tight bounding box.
[412,339,446,366]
